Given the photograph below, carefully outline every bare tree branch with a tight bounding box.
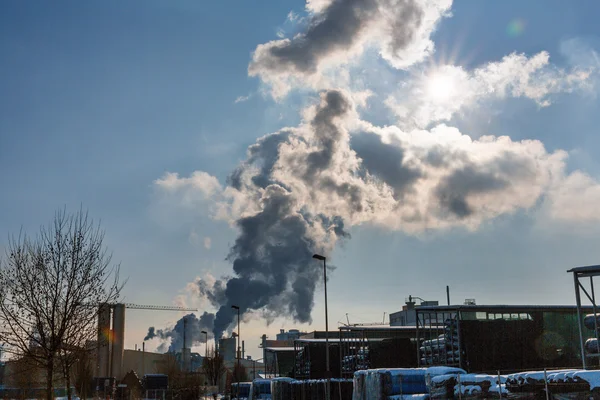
[0,208,123,400]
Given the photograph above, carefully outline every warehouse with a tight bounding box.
[415,304,594,373]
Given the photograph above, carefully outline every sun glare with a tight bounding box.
[426,71,456,102]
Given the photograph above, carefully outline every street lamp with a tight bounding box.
[313,253,330,400]
[231,305,241,392]
[252,358,263,380]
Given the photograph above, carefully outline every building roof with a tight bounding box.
[416,304,589,312]
[264,347,296,352]
[338,325,419,331]
[295,338,342,343]
[567,265,600,277]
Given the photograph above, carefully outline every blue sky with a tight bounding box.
[2,1,600,359]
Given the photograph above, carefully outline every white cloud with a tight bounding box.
[234,94,251,103]
[547,171,600,223]
[203,236,212,250]
[153,171,224,218]
[287,10,299,22]
[386,51,594,129]
[560,37,600,69]
[155,171,221,197]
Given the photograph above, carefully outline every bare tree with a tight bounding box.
[202,347,226,387]
[0,209,122,400]
[232,362,248,384]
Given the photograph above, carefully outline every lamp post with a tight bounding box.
[313,253,330,400]
[252,358,264,380]
[231,305,241,393]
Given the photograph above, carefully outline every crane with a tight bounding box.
[339,313,388,327]
[97,302,198,380]
[122,303,197,311]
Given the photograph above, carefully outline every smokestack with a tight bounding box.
[242,340,245,359]
[183,317,187,351]
[111,304,125,380]
[446,286,450,306]
[261,334,267,363]
[142,341,145,376]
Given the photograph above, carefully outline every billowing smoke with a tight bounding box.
[249,0,452,96]
[153,1,600,344]
[144,327,156,341]
[202,90,357,340]
[157,88,578,339]
[145,312,215,353]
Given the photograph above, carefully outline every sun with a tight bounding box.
[426,71,457,102]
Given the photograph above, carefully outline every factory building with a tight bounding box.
[276,329,306,341]
[219,336,239,362]
[416,304,594,373]
[389,296,440,326]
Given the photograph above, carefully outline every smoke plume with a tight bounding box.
[145,312,215,353]
[144,327,156,341]
[156,88,583,339]
[249,0,452,97]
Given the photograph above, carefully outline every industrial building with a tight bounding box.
[389,296,440,326]
[260,330,305,378]
[276,329,306,341]
[338,325,436,378]
[294,338,341,380]
[415,304,594,373]
[218,336,238,362]
[95,303,196,381]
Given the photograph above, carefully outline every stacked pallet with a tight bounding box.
[281,379,353,400]
[420,319,460,366]
[352,367,466,400]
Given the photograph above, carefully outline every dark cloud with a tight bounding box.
[352,131,421,198]
[251,0,378,76]
[435,166,509,218]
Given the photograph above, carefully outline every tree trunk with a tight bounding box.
[46,357,54,400]
[65,357,72,400]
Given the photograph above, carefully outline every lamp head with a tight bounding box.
[312,254,326,261]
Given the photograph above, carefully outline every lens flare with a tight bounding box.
[507,19,525,37]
